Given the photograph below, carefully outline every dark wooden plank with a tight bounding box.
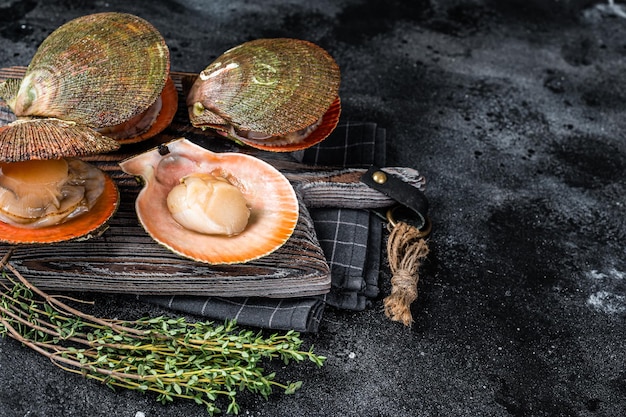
[1,197,330,297]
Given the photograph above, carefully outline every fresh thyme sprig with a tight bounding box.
[0,249,325,415]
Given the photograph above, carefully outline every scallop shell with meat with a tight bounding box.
[0,85,119,243]
[186,38,341,152]
[0,157,120,244]
[119,138,299,264]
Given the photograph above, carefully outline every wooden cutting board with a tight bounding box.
[0,68,425,298]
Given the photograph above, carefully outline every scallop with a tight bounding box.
[1,12,177,151]
[0,92,120,244]
[186,38,341,152]
[0,157,119,244]
[119,138,299,264]
[0,93,120,243]
[0,14,175,242]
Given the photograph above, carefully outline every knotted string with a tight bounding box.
[383,219,430,327]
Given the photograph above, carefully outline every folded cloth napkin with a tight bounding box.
[301,122,387,311]
[141,121,387,332]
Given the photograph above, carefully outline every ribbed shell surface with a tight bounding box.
[14,12,169,129]
[187,38,340,135]
[0,118,120,162]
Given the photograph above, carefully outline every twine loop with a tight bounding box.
[383,208,430,327]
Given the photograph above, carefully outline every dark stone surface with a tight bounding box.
[1,1,625,416]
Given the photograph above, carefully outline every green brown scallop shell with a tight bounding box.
[186,38,340,136]
[13,12,170,129]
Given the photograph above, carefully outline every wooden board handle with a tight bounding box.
[279,164,426,209]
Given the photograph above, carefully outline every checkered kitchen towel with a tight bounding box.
[142,122,387,332]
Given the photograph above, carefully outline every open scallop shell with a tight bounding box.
[0,166,119,244]
[186,38,340,151]
[119,138,299,264]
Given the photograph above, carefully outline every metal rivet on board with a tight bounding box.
[372,170,387,184]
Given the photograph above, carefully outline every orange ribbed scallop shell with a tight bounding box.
[0,167,119,244]
[119,138,299,264]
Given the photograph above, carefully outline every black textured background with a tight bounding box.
[1,1,625,416]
